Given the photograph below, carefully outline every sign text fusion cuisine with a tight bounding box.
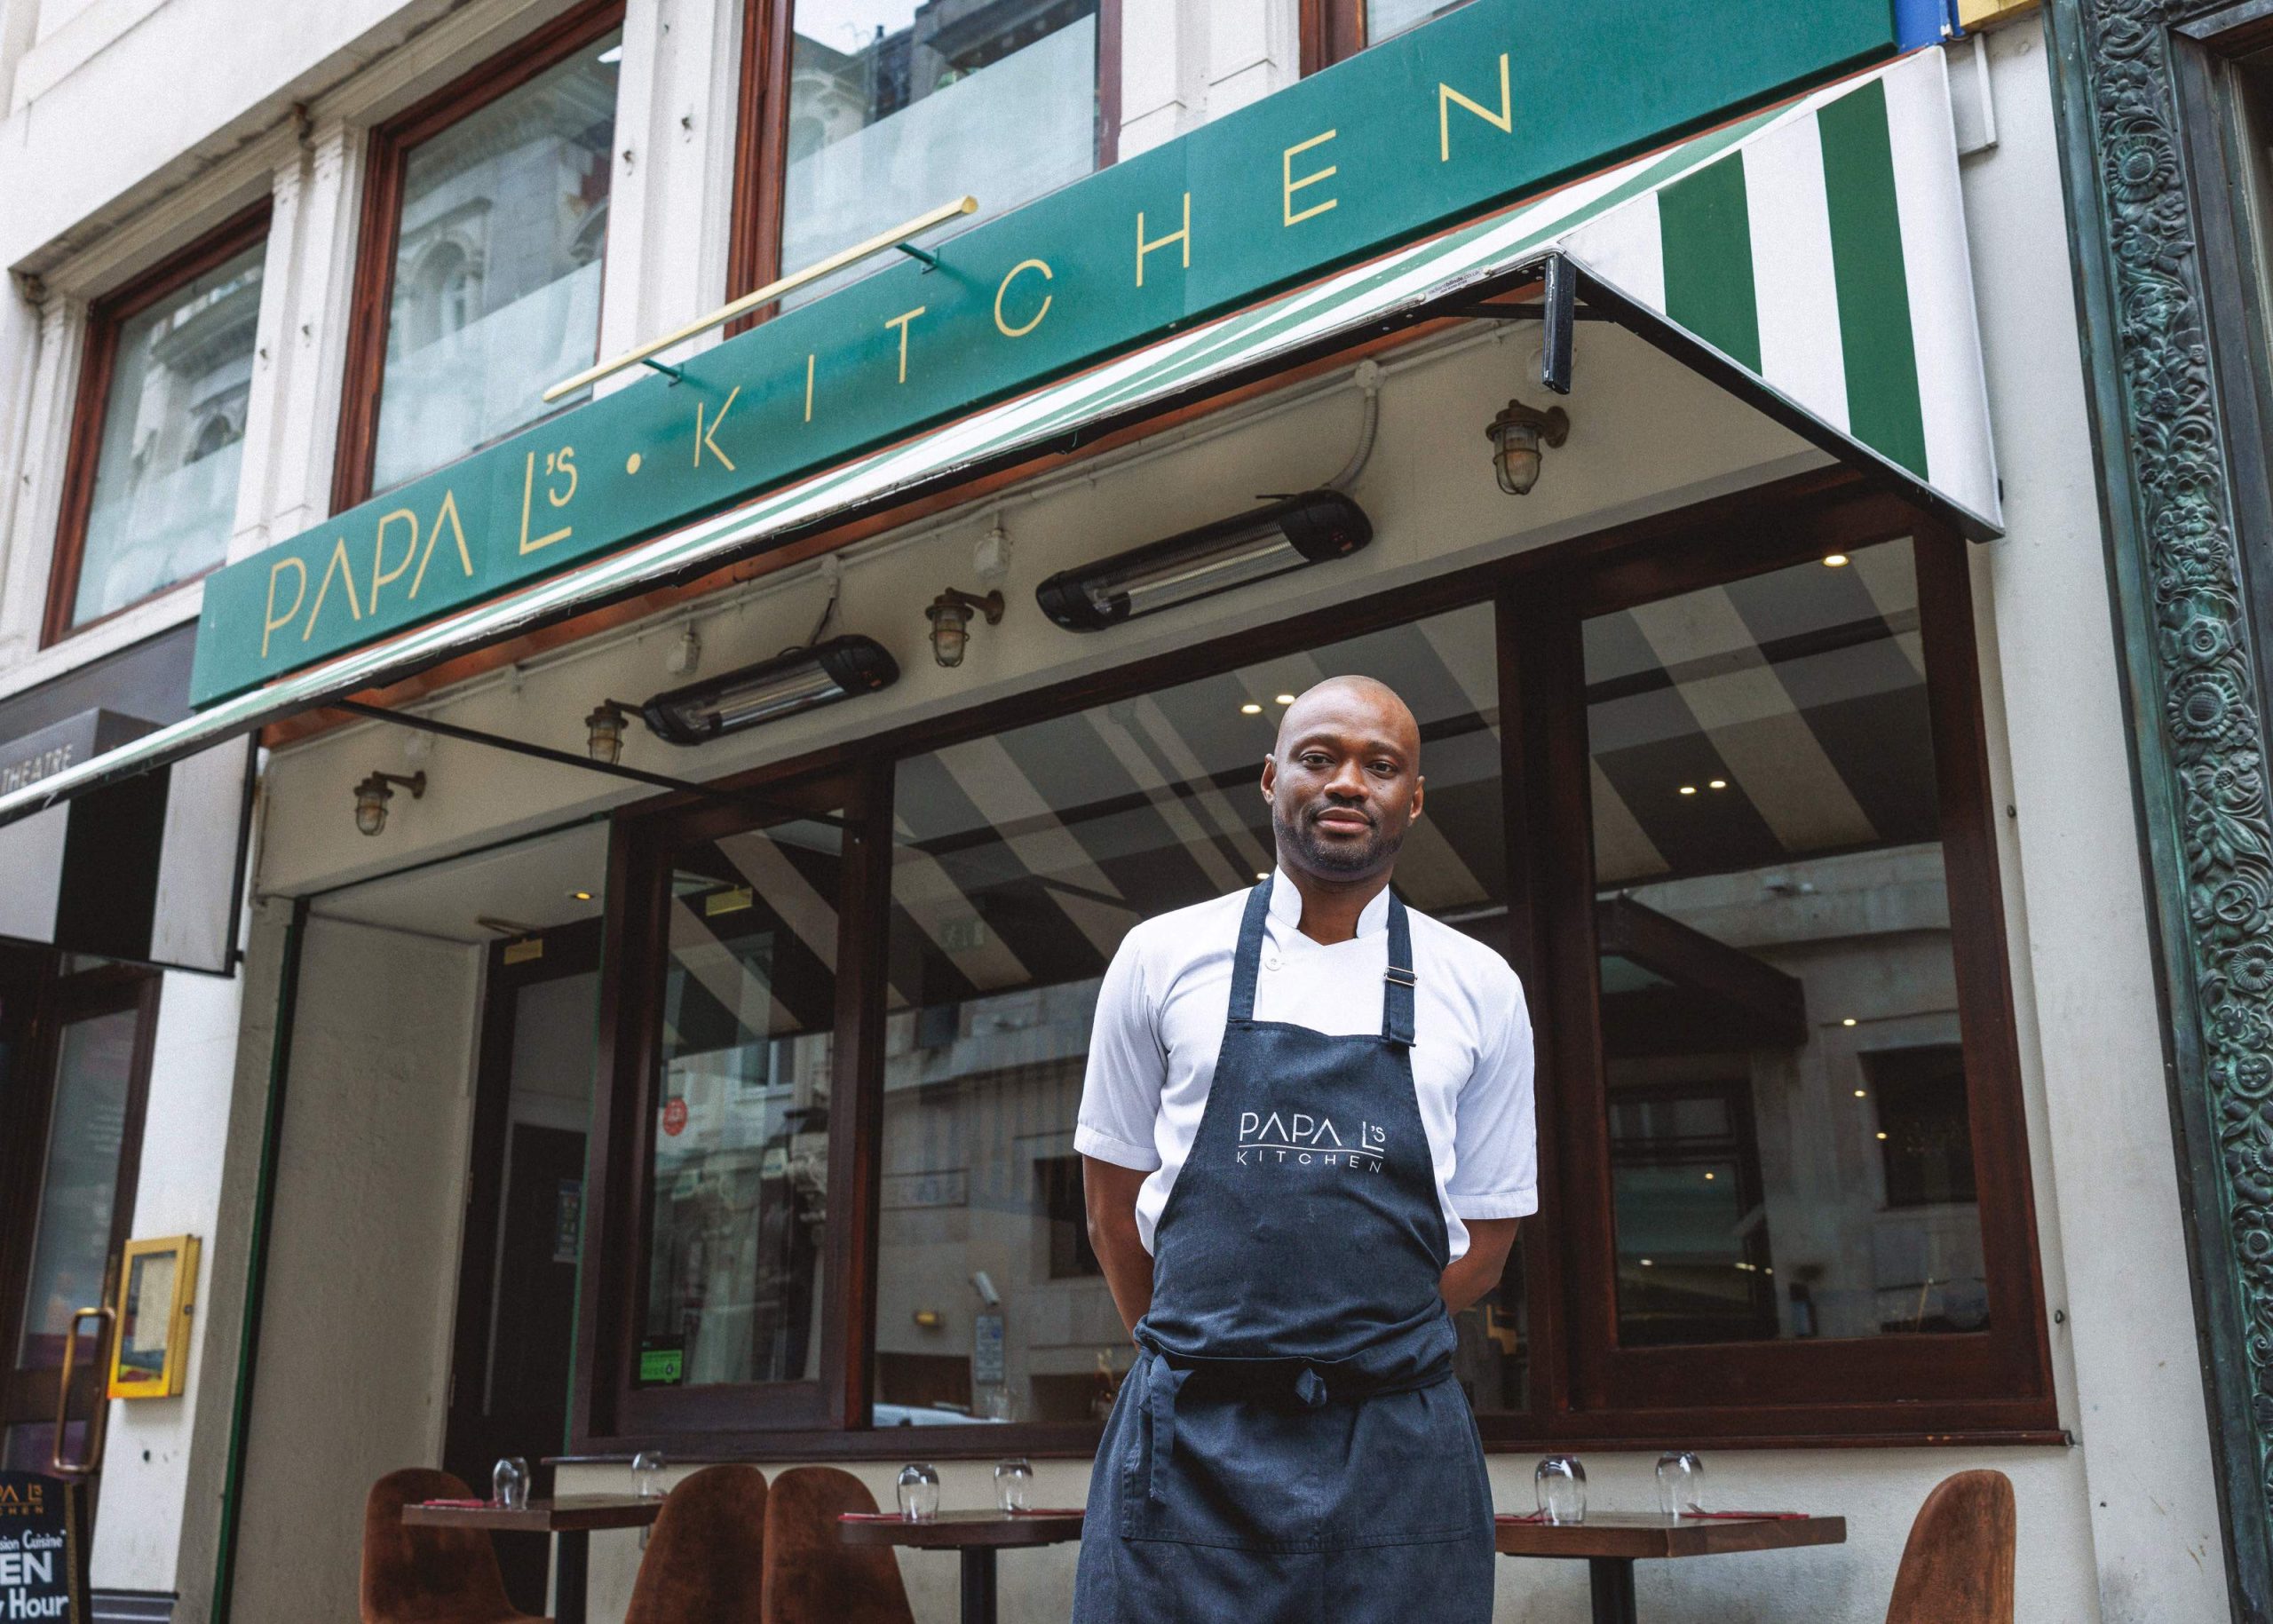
[189,0,1898,706]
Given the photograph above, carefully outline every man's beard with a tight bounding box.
[1275,801,1406,875]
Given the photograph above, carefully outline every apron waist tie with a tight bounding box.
[1140,1347,1449,1504]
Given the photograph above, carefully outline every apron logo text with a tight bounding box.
[1234,1110,1388,1170]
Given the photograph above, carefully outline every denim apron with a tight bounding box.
[1072,877,1494,1622]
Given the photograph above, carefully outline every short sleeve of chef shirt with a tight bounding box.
[1073,876,1539,1263]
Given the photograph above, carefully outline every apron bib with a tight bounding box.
[1072,879,1494,1623]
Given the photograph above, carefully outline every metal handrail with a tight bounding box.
[51,1304,113,1478]
[543,194,978,402]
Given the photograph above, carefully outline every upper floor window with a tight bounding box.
[736,0,1117,305]
[337,3,622,507]
[45,207,268,643]
[1303,0,1466,71]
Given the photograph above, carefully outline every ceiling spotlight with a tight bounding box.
[352,770,425,836]
[1824,553,1851,567]
[925,588,1005,669]
[1485,399,1571,495]
[1854,1089,1867,1098]
[641,636,899,745]
[571,890,595,902]
[1678,785,1697,796]
[585,700,637,765]
[1036,491,1371,631]
[1876,1130,1889,1141]
[1275,693,1296,706]
[1240,702,1263,716]
[1708,779,1727,790]
[1841,1018,1857,1027]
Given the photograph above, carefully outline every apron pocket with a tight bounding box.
[1321,1378,1487,1548]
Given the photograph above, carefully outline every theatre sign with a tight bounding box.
[188,0,1902,707]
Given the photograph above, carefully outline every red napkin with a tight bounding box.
[1495,1511,1552,1525]
[1010,1509,1086,1517]
[420,1499,493,1509]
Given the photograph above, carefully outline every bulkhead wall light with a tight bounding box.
[640,635,899,745]
[584,701,638,765]
[352,770,425,836]
[1034,491,1371,632]
[926,589,1005,668]
[1485,399,1571,495]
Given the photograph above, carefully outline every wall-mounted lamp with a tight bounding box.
[640,635,899,745]
[1485,399,1570,495]
[925,589,1004,668]
[584,701,638,765]
[1035,491,1371,632]
[352,770,425,836]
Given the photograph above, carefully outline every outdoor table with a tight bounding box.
[838,1509,1085,1624]
[1493,1511,1847,1624]
[402,1493,661,1624]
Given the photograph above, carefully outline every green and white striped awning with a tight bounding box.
[0,45,1993,829]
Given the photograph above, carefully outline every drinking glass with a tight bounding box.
[897,1462,942,1521]
[632,1450,667,1501]
[1534,1455,1586,1525]
[1655,1450,1705,1519]
[994,1457,1034,1513]
[492,1457,530,1511]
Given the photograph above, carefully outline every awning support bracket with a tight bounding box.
[640,357,687,384]
[1541,254,1576,396]
[327,699,849,828]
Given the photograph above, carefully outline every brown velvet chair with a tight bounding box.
[762,1467,916,1624]
[623,1464,771,1624]
[361,1468,547,1624]
[1885,1469,2016,1624]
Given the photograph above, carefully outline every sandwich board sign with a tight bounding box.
[0,1472,84,1622]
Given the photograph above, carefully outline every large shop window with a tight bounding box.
[44,207,269,643]
[336,3,622,506]
[582,481,2053,1454]
[733,0,1117,307]
[873,603,1518,1427]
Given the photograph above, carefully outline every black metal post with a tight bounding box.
[1588,1556,1637,1624]
[959,1546,999,1624]
[554,1530,590,1624]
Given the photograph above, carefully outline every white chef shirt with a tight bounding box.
[1073,869,1537,1264]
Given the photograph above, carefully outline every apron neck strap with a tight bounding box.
[1228,875,1416,1045]
[1382,892,1415,1047]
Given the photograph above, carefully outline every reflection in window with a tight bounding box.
[19,1010,139,1367]
[780,0,1102,305]
[873,605,1525,1424]
[1360,0,1463,49]
[369,30,621,492]
[1582,538,1989,1347]
[70,242,264,627]
[642,820,841,1390]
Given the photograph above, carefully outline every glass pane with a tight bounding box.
[875,604,1526,1423]
[1581,538,1989,1347]
[370,29,621,492]
[72,242,265,626]
[643,817,842,1390]
[19,1009,139,1367]
[780,0,1100,306]
[1363,0,1463,47]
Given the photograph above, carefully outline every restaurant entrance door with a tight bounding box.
[0,947,159,1541]
[443,918,602,1613]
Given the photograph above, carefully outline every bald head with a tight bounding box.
[1260,675,1425,885]
[1272,676,1421,764]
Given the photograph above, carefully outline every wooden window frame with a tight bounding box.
[1504,513,2055,1447]
[331,0,625,515]
[41,202,272,649]
[726,0,1123,311]
[568,468,2056,1462]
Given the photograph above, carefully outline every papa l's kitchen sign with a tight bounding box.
[189,0,1901,707]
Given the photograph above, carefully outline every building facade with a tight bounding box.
[0,0,2255,1620]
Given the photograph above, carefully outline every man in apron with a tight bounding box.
[1072,674,1536,1622]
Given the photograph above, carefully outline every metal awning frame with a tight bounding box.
[0,246,1980,834]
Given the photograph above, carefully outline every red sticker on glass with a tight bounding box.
[662,1097,688,1137]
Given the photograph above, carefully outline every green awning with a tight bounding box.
[0,47,1993,829]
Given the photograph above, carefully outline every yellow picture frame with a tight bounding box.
[107,1235,198,1400]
